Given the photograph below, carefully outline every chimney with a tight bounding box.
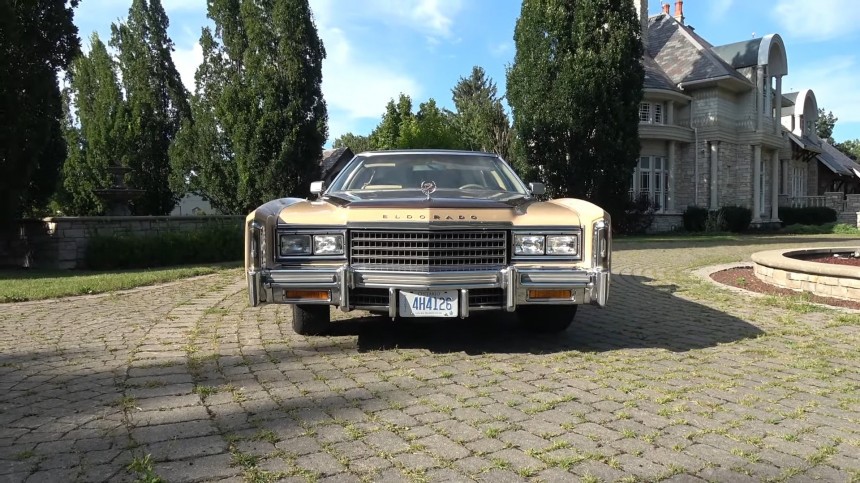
[634,0,649,49]
[674,0,685,24]
[662,3,670,15]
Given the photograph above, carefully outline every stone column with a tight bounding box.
[709,141,719,209]
[774,75,783,134]
[753,145,762,222]
[770,151,780,221]
[668,141,676,212]
[756,66,764,131]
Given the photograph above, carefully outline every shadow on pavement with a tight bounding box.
[324,274,763,355]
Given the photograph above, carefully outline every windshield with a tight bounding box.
[327,153,529,195]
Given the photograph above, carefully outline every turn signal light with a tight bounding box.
[284,290,330,301]
[528,289,572,300]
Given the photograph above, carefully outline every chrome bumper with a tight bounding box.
[248,265,610,315]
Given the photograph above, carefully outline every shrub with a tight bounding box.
[718,206,752,232]
[683,206,709,232]
[85,224,242,270]
[617,193,656,235]
[778,206,838,226]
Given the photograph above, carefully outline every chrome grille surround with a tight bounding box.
[350,230,507,272]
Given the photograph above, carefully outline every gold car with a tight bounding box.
[246,150,610,335]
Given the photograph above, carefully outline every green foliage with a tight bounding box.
[61,34,128,215]
[816,108,837,144]
[85,225,241,270]
[111,0,191,215]
[779,206,838,226]
[451,66,513,159]
[616,193,656,235]
[683,206,709,232]
[780,222,859,235]
[506,0,644,223]
[332,133,372,154]
[835,139,860,160]
[171,0,327,214]
[0,0,80,224]
[719,206,752,233]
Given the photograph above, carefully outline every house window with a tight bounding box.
[638,102,664,124]
[792,166,806,197]
[631,156,669,212]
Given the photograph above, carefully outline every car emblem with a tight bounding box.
[420,180,437,199]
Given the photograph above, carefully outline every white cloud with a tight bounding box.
[773,0,860,41]
[312,0,463,42]
[173,41,202,93]
[786,56,860,126]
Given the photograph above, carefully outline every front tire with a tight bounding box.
[516,305,577,333]
[292,304,331,335]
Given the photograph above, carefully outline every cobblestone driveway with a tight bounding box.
[1,236,859,482]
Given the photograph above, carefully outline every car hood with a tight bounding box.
[277,191,584,227]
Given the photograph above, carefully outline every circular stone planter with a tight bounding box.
[751,248,860,302]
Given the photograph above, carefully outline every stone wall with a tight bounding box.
[10,216,243,269]
[754,253,860,302]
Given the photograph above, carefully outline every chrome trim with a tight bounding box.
[274,228,347,262]
[247,270,261,307]
[354,270,501,289]
[511,228,583,261]
[350,229,507,272]
[338,266,349,312]
[520,271,592,285]
[460,289,469,319]
[388,288,397,318]
[503,267,517,312]
[268,271,337,285]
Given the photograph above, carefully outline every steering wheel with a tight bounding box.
[459,184,484,190]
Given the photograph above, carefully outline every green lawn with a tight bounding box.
[0,263,241,303]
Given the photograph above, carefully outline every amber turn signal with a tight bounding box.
[528,289,572,300]
[284,290,330,301]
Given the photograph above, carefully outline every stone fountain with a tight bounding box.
[93,163,144,216]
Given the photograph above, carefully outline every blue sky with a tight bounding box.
[74,0,860,145]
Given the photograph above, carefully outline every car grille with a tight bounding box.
[350,230,507,272]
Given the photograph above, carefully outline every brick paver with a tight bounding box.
[1,236,859,482]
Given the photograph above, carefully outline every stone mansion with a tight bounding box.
[632,0,860,231]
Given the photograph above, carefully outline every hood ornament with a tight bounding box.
[420,180,437,200]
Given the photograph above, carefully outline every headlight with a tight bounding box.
[546,235,578,256]
[313,234,344,255]
[279,234,311,256]
[514,234,545,255]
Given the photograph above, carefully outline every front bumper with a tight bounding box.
[247,265,610,316]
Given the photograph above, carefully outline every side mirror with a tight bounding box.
[310,181,325,195]
[529,182,546,196]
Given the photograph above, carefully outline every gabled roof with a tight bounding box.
[818,140,860,179]
[642,54,681,92]
[647,14,751,87]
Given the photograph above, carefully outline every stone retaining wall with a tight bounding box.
[7,216,243,269]
[752,248,860,302]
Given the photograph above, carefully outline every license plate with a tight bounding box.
[398,290,458,317]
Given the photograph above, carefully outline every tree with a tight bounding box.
[369,94,415,150]
[817,108,837,144]
[451,66,512,159]
[398,99,465,149]
[171,0,327,214]
[506,0,644,223]
[333,133,372,153]
[836,139,860,161]
[61,34,128,215]
[111,0,191,215]
[0,0,80,224]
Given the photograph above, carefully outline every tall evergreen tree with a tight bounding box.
[171,0,327,214]
[111,0,190,215]
[332,133,372,154]
[0,0,80,224]
[61,34,128,215]
[816,108,837,144]
[398,99,465,150]
[451,66,511,157]
[369,95,414,150]
[506,0,644,221]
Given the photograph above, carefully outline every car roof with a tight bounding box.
[354,149,499,158]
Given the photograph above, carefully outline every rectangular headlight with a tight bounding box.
[514,234,545,255]
[279,234,311,256]
[546,235,578,256]
[313,234,344,255]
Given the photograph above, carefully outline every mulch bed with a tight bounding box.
[710,266,860,310]
[794,254,860,267]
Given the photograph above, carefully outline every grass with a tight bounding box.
[0,263,240,303]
